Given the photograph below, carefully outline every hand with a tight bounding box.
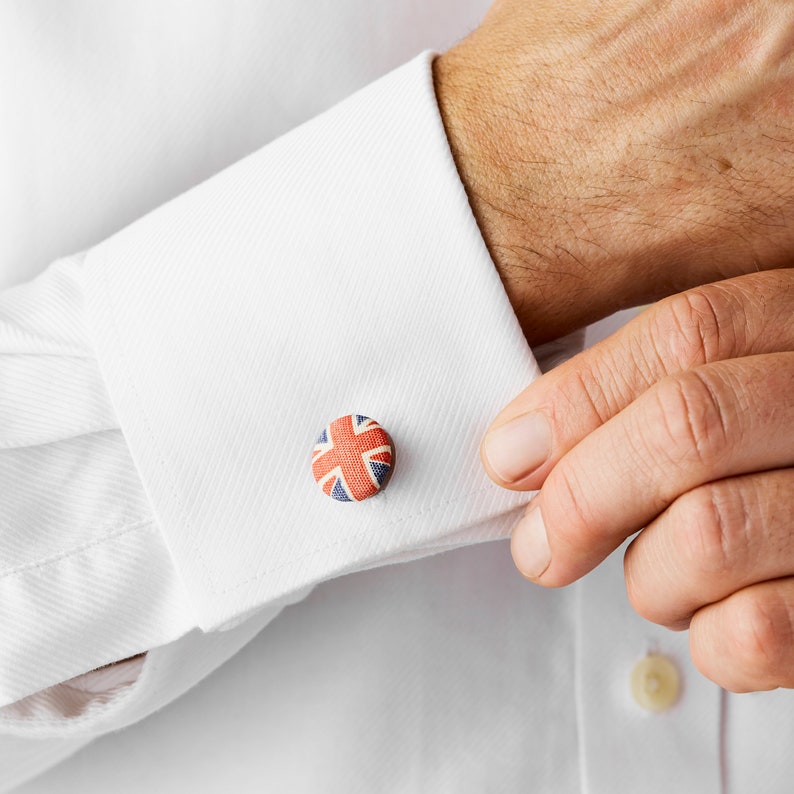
[434,0,794,345]
[481,270,794,693]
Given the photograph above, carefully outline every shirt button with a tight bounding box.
[312,414,393,502]
[630,654,680,712]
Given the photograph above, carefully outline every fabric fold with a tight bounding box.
[0,257,197,705]
[81,51,541,632]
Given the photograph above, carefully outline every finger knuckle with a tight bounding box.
[544,464,603,552]
[655,285,744,369]
[675,482,751,578]
[650,371,730,471]
[730,592,794,686]
[624,564,660,624]
[555,364,617,428]
[689,628,723,689]
[689,636,751,694]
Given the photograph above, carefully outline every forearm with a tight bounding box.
[433,0,794,344]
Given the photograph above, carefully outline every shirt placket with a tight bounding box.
[575,541,724,794]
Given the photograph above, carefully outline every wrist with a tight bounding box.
[432,44,653,345]
[433,48,554,341]
[434,0,794,350]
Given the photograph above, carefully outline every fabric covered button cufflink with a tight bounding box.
[312,414,393,502]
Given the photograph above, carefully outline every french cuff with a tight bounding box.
[82,51,540,632]
[0,257,194,706]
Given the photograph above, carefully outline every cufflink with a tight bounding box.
[312,414,393,502]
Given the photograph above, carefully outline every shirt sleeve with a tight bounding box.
[0,51,542,714]
[0,256,193,707]
[80,50,539,633]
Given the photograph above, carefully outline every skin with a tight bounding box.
[433,0,794,693]
[435,0,794,344]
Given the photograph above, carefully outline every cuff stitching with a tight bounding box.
[0,518,155,580]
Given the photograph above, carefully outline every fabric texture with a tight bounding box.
[1,50,537,709]
[0,259,191,705]
[3,2,794,792]
[80,50,538,633]
[311,415,393,502]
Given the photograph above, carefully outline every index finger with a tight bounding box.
[516,351,794,585]
[480,270,794,491]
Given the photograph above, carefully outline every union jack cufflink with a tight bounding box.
[311,414,393,502]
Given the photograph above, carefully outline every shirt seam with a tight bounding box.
[215,483,500,594]
[95,248,508,599]
[0,517,155,580]
[92,251,222,592]
[88,52,509,602]
[0,422,120,451]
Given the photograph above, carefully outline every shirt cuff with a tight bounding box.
[81,50,540,632]
[0,257,194,706]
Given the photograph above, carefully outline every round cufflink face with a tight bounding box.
[311,414,393,502]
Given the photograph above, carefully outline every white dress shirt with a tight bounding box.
[1,2,794,792]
